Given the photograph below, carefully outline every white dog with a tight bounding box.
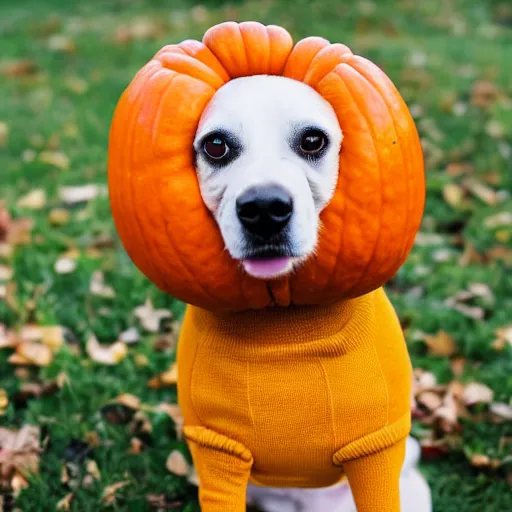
[193,75,432,512]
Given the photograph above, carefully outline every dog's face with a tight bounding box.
[194,75,342,279]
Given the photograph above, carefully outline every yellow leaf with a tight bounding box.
[16,189,46,210]
[15,342,53,366]
[424,330,457,357]
[102,480,130,505]
[166,450,190,476]
[442,183,464,207]
[56,492,74,511]
[86,334,127,365]
[39,150,70,170]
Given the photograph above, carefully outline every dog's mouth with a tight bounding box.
[239,247,297,279]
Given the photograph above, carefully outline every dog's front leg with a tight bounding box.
[335,438,406,512]
[184,426,253,512]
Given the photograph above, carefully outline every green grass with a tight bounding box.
[1,0,511,510]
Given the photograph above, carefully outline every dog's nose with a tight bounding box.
[236,185,293,238]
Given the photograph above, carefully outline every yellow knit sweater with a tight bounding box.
[178,287,412,512]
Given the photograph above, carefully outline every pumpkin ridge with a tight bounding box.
[129,69,182,294]
[152,75,225,307]
[333,64,384,298]
[349,57,414,267]
[122,64,170,290]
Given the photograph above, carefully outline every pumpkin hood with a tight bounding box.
[108,21,425,312]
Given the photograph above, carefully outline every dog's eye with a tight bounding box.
[204,136,229,160]
[300,130,327,155]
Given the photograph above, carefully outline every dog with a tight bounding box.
[193,74,431,512]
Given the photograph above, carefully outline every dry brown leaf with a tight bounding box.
[47,34,76,53]
[119,327,139,344]
[148,363,178,389]
[59,184,105,205]
[153,403,184,439]
[490,402,512,423]
[418,391,443,411]
[0,265,13,281]
[464,178,497,205]
[39,150,70,170]
[484,211,512,229]
[134,299,172,333]
[89,271,115,298]
[463,382,494,406]
[54,257,77,274]
[0,121,8,148]
[102,480,130,505]
[166,450,190,476]
[471,80,500,108]
[492,325,512,351]
[0,425,41,488]
[12,342,53,367]
[115,393,141,411]
[470,453,491,468]
[56,492,74,511]
[442,183,464,207]
[0,59,38,77]
[86,334,127,365]
[49,208,71,226]
[86,460,101,480]
[16,189,46,210]
[11,471,29,496]
[127,437,144,455]
[424,330,457,357]
[0,388,8,415]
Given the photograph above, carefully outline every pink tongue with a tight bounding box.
[242,257,291,278]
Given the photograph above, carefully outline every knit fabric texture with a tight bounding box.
[178,287,412,511]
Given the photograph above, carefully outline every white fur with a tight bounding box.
[194,75,342,269]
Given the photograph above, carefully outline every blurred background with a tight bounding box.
[0,0,511,510]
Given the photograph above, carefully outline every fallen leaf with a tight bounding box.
[153,403,184,439]
[414,232,445,246]
[484,211,512,229]
[0,121,8,148]
[102,480,130,505]
[0,425,41,489]
[65,76,89,95]
[145,493,185,509]
[89,271,115,298]
[471,80,500,108]
[134,353,149,367]
[492,325,512,351]
[490,403,512,423]
[12,342,53,366]
[485,119,505,139]
[187,467,200,486]
[470,453,491,468]
[442,183,464,207]
[56,492,74,510]
[48,208,71,226]
[47,34,76,53]
[148,363,178,389]
[424,330,457,357]
[54,257,76,274]
[464,178,497,205]
[463,382,494,406]
[119,327,140,344]
[127,437,144,455]
[0,265,13,281]
[134,299,172,333]
[16,189,47,210]
[39,150,70,170]
[59,184,105,205]
[0,388,8,415]
[0,59,38,77]
[166,450,190,476]
[417,391,443,411]
[86,460,101,480]
[86,334,127,365]
[11,471,29,496]
[115,393,141,411]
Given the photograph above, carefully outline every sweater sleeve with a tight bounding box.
[342,437,406,512]
[184,426,253,512]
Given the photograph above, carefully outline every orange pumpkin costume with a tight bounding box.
[108,22,425,512]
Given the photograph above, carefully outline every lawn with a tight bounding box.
[0,0,511,510]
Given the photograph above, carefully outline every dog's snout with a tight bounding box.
[236,185,293,238]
